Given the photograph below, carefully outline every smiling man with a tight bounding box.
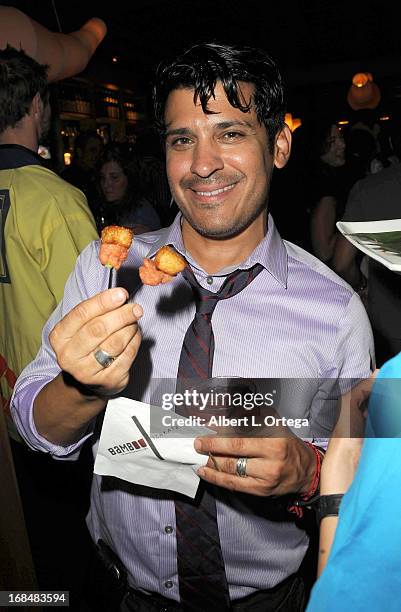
[164,82,284,239]
[11,43,373,611]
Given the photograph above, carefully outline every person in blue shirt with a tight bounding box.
[308,353,401,611]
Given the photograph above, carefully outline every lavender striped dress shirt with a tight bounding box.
[11,214,374,601]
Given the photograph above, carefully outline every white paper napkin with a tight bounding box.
[94,397,215,498]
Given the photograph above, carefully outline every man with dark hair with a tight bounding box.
[0,42,98,426]
[12,43,373,611]
[0,45,98,600]
[0,45,50,134]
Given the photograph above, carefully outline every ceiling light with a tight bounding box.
[347,72,381,110]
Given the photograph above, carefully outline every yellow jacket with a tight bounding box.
[0,146,98,434]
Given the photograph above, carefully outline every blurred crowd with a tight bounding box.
[270,108,401,367]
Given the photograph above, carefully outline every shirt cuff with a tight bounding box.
[11,379,94,459]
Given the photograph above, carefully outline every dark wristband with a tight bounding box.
[315,494,344,524]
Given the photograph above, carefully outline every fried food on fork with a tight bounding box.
[139,245,186,285]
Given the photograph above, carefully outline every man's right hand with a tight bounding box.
[50,287,143,397]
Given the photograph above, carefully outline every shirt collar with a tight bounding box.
[0,144,43,170]
[146,212,288,288]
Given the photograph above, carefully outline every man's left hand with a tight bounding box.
[194,436,316,497]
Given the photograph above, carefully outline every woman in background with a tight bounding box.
[94,144,161,234]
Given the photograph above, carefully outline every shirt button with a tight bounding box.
[164,525,174,534]
[206,276,213,285]
[164,580,173,589]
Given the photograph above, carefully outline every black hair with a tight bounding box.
[384,115,401,158]
[152,42,285,150]
[97,142,146,204]
[0,45,49,133]
[349,109,380,131]
[74,130,103,155]
[293,115,343,166]
[347,128,377,159]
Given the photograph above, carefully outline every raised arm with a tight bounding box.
[332,178,368,290]
[332,234,364,289]
[317,373,377,576]
[33,288,142,446]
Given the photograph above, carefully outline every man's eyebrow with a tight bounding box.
[164,120,254,138]
[164,127,192,138]
[214,120,254,130]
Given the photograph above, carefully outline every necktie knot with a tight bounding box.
[195,293,219,317]
[182,264,263,313]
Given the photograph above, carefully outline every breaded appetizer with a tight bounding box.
[139,245,186,285]
[99,225,134,270]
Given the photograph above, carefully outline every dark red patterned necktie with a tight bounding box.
[175,263,263,611]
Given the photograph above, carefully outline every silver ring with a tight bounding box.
[236,457,248,478]
[94,348,115,368]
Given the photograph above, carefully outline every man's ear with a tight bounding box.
[273,124,292,169]
[31,92,42,117]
